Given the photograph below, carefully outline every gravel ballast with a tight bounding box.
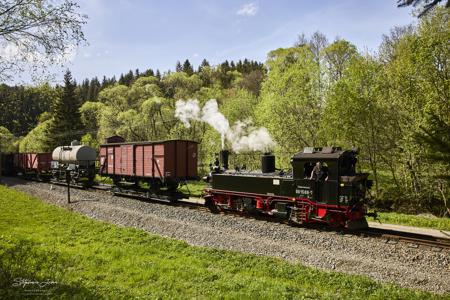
[3,177,449,294]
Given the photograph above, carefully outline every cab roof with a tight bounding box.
[293,147,353,160]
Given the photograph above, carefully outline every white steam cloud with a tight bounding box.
[175,99,275,153]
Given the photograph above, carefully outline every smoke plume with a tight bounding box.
[175,99,275,152]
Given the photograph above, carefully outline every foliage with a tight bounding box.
[0,126,16,153]
[257,46,324,164]
[0,84,56,136]
[18,119,52,152]
[397,0,449,17]
[377,7,450,214]
[45,70,83,148]
[0,0,87,81]
[322,55,392,197]
[0,186,442,299]
[81,133,99,150]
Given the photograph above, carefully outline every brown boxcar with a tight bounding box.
[99,140,198,183]
[13,153,52,177]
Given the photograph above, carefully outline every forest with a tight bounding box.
[0,8,448,216]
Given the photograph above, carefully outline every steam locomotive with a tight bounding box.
[204,147,372,229]
[1,137,372,229]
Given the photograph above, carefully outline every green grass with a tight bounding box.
[0,186,446,299]
[94,174,113,185]
[178,180,207,197]
[376,212,450,232]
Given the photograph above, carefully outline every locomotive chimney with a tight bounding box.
[219,150,229,170]
[261,153,275,173]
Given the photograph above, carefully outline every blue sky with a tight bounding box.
[66,0,416,82]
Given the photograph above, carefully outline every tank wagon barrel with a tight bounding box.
[52,144,97,165]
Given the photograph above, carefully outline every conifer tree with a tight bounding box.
[198,59,210,72]
[175,61,182,72]
[87,77,100,100]
[118,73,125,85]
[182,59,194,76]
[144,68,154,76]
[45,70,83,149]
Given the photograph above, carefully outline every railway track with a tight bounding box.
[360,227,450,251]
[36,179,450,251]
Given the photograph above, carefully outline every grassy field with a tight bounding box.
[1,185,446,299]
[376,212,450,232]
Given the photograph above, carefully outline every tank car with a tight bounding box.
[51,141,97,186]
[204,147,372,229]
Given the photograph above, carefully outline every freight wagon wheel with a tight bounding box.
[112,177,121,186]
[149,179,162,193]
[166,180,179,192]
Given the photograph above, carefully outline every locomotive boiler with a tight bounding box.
[204,147,372,229]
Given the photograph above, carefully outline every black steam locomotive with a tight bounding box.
[204,147,372,229]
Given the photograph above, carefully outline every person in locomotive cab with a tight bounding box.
[213,157,220,172]
[310,162,328,181]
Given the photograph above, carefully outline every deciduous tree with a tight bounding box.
[0,0,87,81]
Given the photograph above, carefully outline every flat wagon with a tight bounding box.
[99,140,198,191]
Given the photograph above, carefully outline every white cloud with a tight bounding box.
[237,3,258,17]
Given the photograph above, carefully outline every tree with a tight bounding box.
[0,83,55,136]
[0,0,87,81]
[182,59,194,76]
[87,77,101,101]
[322,39,358,81]
[257,46,323,165]
[162,72,202,99]
[198,59,210,72]
[0,126,16,153]
[378,25,414,64]
[80,101,105,133]
[381,7,450,213]
[175,61,182,72]
[45,70,83,148]
[238,70,265,95]
[19,119,53,152]
[322,56,391,197]
[397,0,449,17]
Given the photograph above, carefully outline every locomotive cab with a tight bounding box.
[292,147,370,207]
